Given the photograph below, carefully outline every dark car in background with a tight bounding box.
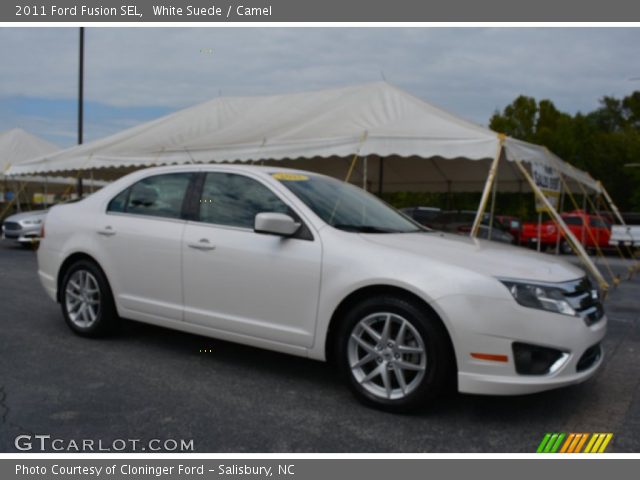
[401,207,514,244]
[495,215,523,244]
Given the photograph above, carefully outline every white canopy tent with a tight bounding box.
[1,128,59,180]
[1,128,108,189]
[7,83,500,175]
[5,82,595,190]
[5,83,611,287]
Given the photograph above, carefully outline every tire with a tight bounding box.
[336,295,454,412]
[60,259,119,337]
[560,240,573,255]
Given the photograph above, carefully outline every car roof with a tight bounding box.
[127,163,322,178]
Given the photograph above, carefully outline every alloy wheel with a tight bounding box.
[347,312,427,400]
[65,270,101,328]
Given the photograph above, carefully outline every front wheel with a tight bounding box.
[336,296,454,412]
[60,260,119,337]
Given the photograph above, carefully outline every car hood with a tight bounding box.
[3,210,48,223]
[362,231,585,283]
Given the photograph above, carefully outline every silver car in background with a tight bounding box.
[1,209,47,246]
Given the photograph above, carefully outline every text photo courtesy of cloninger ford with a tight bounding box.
[1,27,640,454]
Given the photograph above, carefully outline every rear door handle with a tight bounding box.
[97,226,116,236]
[187,238,216,251]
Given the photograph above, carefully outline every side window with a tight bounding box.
[199,172,290,228]
[111,173,193,219]
[107,188,129,213]
[589,218,608,228]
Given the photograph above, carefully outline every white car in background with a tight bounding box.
[1,209,47,246]
[610,224,640,249]
[36,165,606,411]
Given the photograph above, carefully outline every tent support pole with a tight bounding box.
[514,160,609,292]
[377,157,384,197]
[363,156,368,191]
[599,181,626,226]
[581,193,587,244]
[77,27,85,198]
[488,167,498,241]
[536,212,542,252]
[16,181,22,212]
[598,182,639,271]
[579,181,636,280]
[555,184,566,255]
[471,134,504,237]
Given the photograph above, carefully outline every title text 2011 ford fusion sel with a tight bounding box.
[37,165,606,411]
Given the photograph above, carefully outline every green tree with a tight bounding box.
[490,92,640,211]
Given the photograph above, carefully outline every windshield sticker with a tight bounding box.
[271,173,309,181]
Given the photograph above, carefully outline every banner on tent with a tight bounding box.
[532,164,561,213]
[33,193,55,204]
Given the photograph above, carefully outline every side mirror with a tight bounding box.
[254,212,301,237]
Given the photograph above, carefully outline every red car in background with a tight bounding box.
[519,210,611,253]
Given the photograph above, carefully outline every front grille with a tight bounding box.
[558,277,604,326]
[3,222,20,231]
[577,344,602,372]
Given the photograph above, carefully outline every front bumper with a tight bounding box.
[436,294,607,396]
[2,225,41,243]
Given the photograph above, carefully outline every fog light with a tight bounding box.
[576,344,602,372]
[512,342,568,375]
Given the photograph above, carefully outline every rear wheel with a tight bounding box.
[60,260,118,336]
[336,296,454,412]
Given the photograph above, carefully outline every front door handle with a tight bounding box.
[187,238,216,251]
[97,226,116,236]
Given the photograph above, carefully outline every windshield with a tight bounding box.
[274,172,424,233]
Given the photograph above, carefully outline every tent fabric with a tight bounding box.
[5,82,597,194]
[0,128,108,188]
[5,83,500,175]
[1,128,59,174]
[504,137,601,193]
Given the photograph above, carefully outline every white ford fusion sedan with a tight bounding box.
[37,165,606,411]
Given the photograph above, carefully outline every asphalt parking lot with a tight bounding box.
[1,239,639,453]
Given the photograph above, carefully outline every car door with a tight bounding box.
[97,172,195,322]
[182,171,322,348]
[563,215,585,245]
[589,217,609,247]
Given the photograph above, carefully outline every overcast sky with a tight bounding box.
[1,27,639,147]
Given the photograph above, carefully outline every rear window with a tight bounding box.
[589,218,609,228]
[107,173,193,220]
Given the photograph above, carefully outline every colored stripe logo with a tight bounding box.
[537,433,613,453]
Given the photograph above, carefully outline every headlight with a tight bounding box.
[22,219,42,225]
[500,280,576,316]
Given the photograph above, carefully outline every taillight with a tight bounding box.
[40,222,45,239]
